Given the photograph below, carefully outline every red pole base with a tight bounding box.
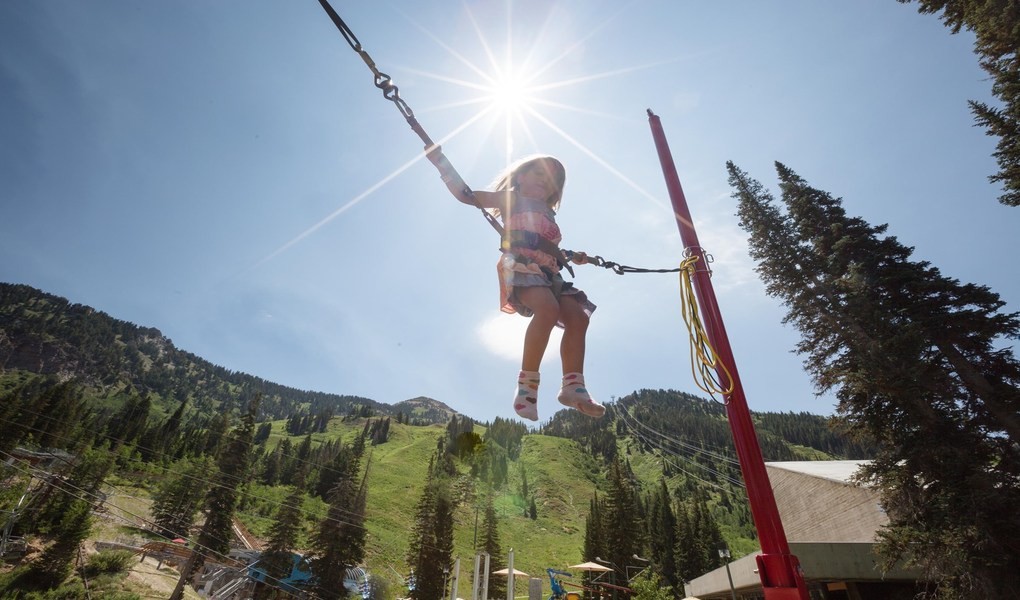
[756,554,810,600]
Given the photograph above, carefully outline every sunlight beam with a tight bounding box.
[529,1,640,81]
[397,9,497,86]
[524,105,669,210]
[531,56,696,93]
[249,105,496,271]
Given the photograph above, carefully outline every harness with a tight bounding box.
[504,228,574,277]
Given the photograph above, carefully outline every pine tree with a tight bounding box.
[479,492,506,600]
[201,412,230,456]
[690,491,725,573]
[106,389,151,446]
[311,469,368,600]
[255,483,306,600]
[899,0,1020,206]
[150,456,214,539]
[728,161,1020,597]
[582,494,607,563]
[673,501,701,583]
[33,380,89,450]
[520,465,529,499]
[283,435,312,487]
[603,457,643,585]
[33,447,114,535]
[407,444,456,600]
[260,443,283,486]
[316,441,358,500]
[647,480,679,590]
[26,499,93,589]
[581,495,613,597]
[170,395,259,600]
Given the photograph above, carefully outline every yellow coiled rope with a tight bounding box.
[677,254,735,402]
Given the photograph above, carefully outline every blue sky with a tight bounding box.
[2,1,1017,424]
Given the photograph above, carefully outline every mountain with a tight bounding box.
[0,282,456,425]
[392,396,460,423]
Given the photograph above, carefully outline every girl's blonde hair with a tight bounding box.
[489,155,566,217]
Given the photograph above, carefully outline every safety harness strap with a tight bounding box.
[504,231,574,277]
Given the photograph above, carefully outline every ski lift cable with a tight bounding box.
[616,411,746,487]
[618,403,741,466]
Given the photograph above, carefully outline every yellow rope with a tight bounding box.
[677,254,735,402]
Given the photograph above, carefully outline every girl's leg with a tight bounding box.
[515,286,561,371]
[511,286,560,421]
[558,295,589,374]
[557,295,605,418]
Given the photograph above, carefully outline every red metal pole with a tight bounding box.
[646,110,809,600]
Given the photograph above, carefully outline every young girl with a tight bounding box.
[427,147,605,421]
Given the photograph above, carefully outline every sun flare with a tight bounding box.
[485,71,536,114]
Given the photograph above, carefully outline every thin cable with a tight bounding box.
[615,405,745,488]
[0,450,308,598]
[618,403,740,466]
[1,412,449,560]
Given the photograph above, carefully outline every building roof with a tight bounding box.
[764,460,870,484]
[684,460,921,599]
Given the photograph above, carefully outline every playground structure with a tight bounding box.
[547,566,634,600]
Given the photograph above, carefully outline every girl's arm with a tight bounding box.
[425,145,509,211]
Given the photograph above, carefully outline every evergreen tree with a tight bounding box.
[728,161,1020,597]
[899,0,1020,206]
[689,491,725,573]
[201,412,230,456]
[673,501,701,583]
[407,444,456,600]
[582,494,607,563]
[105,389,151,446]
[254,483,306,600]
[283,435,313,487]
[646,480,679,590]
[260,443,283,486]
[33,447,114,535]
[479,492,506,600]
[25,498,93,589]
[170,395,259,600]
[311,469,368,600]
[22,447,111,590]
[603,457,643,586]
[150,456,214,539]
[32,380,89,450]
[253,422,273,446]
[316,441,358,500]
[520,465,529,499]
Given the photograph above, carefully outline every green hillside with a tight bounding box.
[0,283,872,599]
[228,417,606,597]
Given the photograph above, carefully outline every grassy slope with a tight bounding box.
[272,417,606,597]
[82,409,826,598]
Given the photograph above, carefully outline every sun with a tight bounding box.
[485,70,536,115]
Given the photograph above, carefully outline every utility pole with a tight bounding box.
[647,109,809,600]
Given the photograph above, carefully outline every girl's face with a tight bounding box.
[516,159,563,201]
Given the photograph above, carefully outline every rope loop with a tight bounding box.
[677,256,734,403]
